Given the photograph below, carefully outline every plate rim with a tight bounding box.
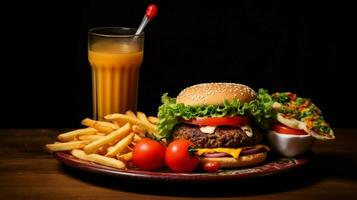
[54,151,310,182]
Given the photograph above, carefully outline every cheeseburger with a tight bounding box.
[158,83,270,168]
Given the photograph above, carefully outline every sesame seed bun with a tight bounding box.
[176,83,257,106]
[199,152,267,168]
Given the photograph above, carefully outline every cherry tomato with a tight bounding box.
[165,139,199,173]
[132,138,166,171]
[202,161,221,173]
[145,4,158,20]
[181,116,250,126]
[272,124,307,135]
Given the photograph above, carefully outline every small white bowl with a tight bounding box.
[267,130,315,157]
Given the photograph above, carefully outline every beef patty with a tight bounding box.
[172,124,262,148]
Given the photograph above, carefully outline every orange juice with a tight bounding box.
[88,42,143,120]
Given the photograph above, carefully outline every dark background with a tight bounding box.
[0,0,346,128]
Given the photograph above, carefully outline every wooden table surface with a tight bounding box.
[0,129,356,200]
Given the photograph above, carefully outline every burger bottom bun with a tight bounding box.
[199,152,267,168]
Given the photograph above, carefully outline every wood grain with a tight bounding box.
[0,129,356,200]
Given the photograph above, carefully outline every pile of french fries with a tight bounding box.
[46,111,159,170]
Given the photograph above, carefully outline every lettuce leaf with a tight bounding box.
[157,89,277,138]
[247,89,276,129]
[157,94,251,138]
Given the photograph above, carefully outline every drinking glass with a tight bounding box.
[88,27,144,120]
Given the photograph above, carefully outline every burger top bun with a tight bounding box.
[177,83,257,106]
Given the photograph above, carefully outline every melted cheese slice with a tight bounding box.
[196,145,270,158]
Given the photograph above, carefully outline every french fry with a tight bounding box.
[132,125,146,137]
[71,149,126,169]
[148,116,158,124]
[77,134,104,141]
[46,110,159,170]
[57,128,97,142]
[125,110,137,118]
[96,144,110,155]
[108,140,118,146]
[106,133,134,157]
[105,114,158,134]
[46,141,88,152]
[83,123,131,154]
[137,112,150,123]
[117,152,132,162]
[133,134,142,142]
[81,118,119,133]
[107,146,114,153]
[137,112,163,139]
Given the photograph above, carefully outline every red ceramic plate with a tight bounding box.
[54,152,310,182]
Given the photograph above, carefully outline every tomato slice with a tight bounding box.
[182,116,249,126]
[272,124,307,135]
